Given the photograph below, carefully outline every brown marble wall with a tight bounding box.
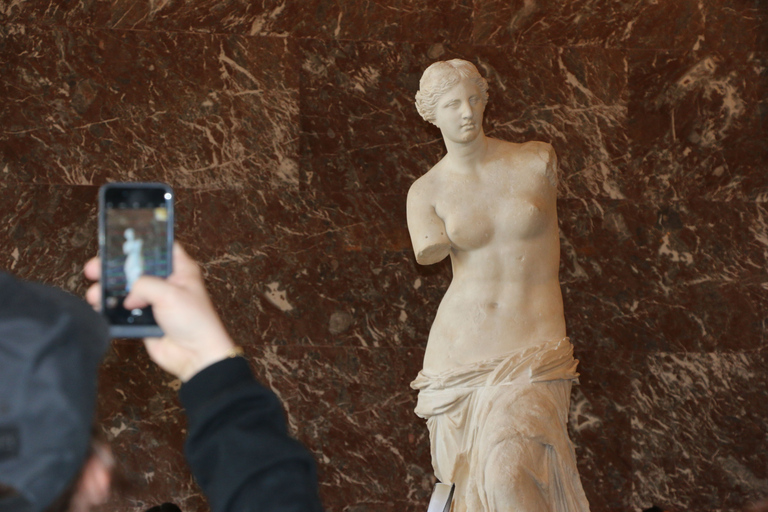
[1,1,766,511]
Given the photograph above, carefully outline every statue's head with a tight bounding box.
[124,228,135,240]
[415,59,489,126]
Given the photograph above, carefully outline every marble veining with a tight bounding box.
[632,352,768,510]
[1,0,766,510]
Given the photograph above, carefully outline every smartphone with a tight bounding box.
[98,182,174,338]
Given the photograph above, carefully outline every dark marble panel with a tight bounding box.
[0,0,150,29]
[560,198,768,353]
[151,0,404,41]
[626,49,768,203]
[0,0,476,43]
[173,186,447,351]
[568,348,633,511]
[299,39,436,197]
[471,0,699,48]
[615,0,691,53]
[398,0,474,44]
[171,187,307,348]
[0,24,299,189]
[97,343,434,512]
[471,0,767,51]
[631,351,768,510]
[225,244,435,350]
[0,183,99,289]
[251,346,432,512]
[2,0,764,49]
[706,0,768,52]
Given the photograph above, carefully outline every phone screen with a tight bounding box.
[100,184,173,331]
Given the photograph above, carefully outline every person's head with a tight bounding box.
[0,273,111,512]
[415,59,489,126]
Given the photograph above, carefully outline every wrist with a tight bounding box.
[180,341,243,382]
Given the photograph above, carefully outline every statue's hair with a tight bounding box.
[415,59,489,126]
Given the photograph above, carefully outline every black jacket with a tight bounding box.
[179,357,324,512]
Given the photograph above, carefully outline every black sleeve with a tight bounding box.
[179,357,324,512]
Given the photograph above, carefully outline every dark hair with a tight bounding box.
[42,477,80,512]
[0,473,80,512]
[0,483,19,498]
[41,434,104,512]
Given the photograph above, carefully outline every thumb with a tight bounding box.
[123,275,175,310]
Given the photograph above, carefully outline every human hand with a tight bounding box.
[85,243,238,382]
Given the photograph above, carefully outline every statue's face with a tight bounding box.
[433,77,485,144]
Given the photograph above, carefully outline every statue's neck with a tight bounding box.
[442,132,489,175]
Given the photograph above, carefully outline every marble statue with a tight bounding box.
[123,227,144,292]
[407,59,590,512]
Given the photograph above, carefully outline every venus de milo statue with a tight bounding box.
[407,59,591,512]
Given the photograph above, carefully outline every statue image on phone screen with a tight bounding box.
[122,228,145,292]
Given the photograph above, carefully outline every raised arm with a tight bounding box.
[84,246,324,512]
[406,179,451,265]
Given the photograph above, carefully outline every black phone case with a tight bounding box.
[98,182,174,339]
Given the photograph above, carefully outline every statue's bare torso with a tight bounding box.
[407,138,565,373]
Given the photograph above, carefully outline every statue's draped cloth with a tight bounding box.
[411,338,590,512]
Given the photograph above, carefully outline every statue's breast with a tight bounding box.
[443,207,495,251]
[496,195,550,240]
[439,192,549,252]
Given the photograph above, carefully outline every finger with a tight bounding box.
[86,282,102,310]
[84,257,101,281]
[142,336,164,349]
[142,337,170,368]
[170,243,202,282]
[168,244,208,295]
[123,275,174,310]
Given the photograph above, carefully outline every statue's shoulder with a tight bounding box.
[519,140,556,165]
[497,140,557,188]
[409,157,446,194]
[490,139,554,161]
